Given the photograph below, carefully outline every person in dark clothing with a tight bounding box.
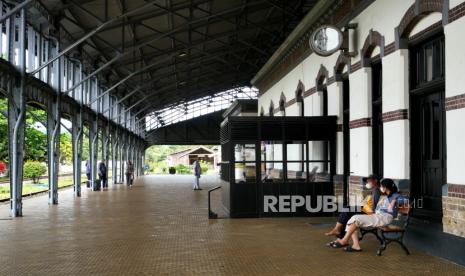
[125,160,134,187]
[85,161,91,188]
[325,174,381,239]
[98,160,108,189]
[192,159,202,190]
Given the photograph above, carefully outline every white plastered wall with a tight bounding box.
[327,82,344,174]
[286,102,304,172]
[257,53,339,116]
[256,1,417,179]
[347,0,415,65]
[450,0,465,8]
[382,49,410,179]
[257,0,465,183]
[445,15,465,185]
[348,68,372,176]
[286,104,299,116]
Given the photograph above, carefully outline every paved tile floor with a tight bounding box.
[0,175,464,275]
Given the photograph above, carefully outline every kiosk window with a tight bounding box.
[234,144,256,184]
[287,142,307,181]
[308,162,331,182]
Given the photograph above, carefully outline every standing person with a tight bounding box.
[85,161,91,188]
[125,160,134,188]
[98,160,108,190]
[192,159,202,190]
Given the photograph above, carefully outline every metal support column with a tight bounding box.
[118,142,123,183]
[138,145,142,176]
[72,109,83,197]
[89,119,98,190]
[111,135,117,184]
[102,125,110,187]
[136,146,140,177]
[47,36,61,205]
[47,96,61,204]
[111,128,119,184]
[101,127,106,162]
[119,136,126,184]
[141,146,145,176]
[133,143,137,175]
[127,136,133,168]
[139,145,144,176]
[125,138,131,178]
[8,8,26,216]
[134,145,139,177]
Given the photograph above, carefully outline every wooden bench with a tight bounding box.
[359,203,411,256]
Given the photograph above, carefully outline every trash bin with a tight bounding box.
[93,179,101,191]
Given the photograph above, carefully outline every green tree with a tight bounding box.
[24,126,47,162]
[25,105,47,126]
[60,132,73,164]
[23,105,48,162]
[0,100,51,163]
[82,128,90,160]
[23,161,47,183]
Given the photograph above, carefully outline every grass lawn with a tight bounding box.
[0,175,86,201]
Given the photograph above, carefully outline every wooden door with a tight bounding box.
[410,33,445,219]
[416,91,445,213]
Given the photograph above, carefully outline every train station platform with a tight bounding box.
[0,175,463,275]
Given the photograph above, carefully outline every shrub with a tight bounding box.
[168,167,176,174]
[151,160,168,174]
[175,164,191,174]
[23,161,47,184]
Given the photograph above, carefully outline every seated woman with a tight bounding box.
[325,175,381,240]
[330,178,400,252]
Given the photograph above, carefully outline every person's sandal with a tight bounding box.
[344,247,362,252]
[326,241,336,247]
[330,242,348,248]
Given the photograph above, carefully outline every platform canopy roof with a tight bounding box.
[37,0,325,120]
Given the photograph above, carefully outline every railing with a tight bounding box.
[208,186,222,219]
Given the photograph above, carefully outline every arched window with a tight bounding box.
[315,65,329,117]
[361,30,385,66]
[395,0,443,49]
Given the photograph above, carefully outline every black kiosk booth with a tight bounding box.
[220,114,338,218]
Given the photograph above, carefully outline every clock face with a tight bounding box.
[310,25,343,56]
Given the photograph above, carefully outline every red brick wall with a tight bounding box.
[445,94,465,111]
[382,109,409,123]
